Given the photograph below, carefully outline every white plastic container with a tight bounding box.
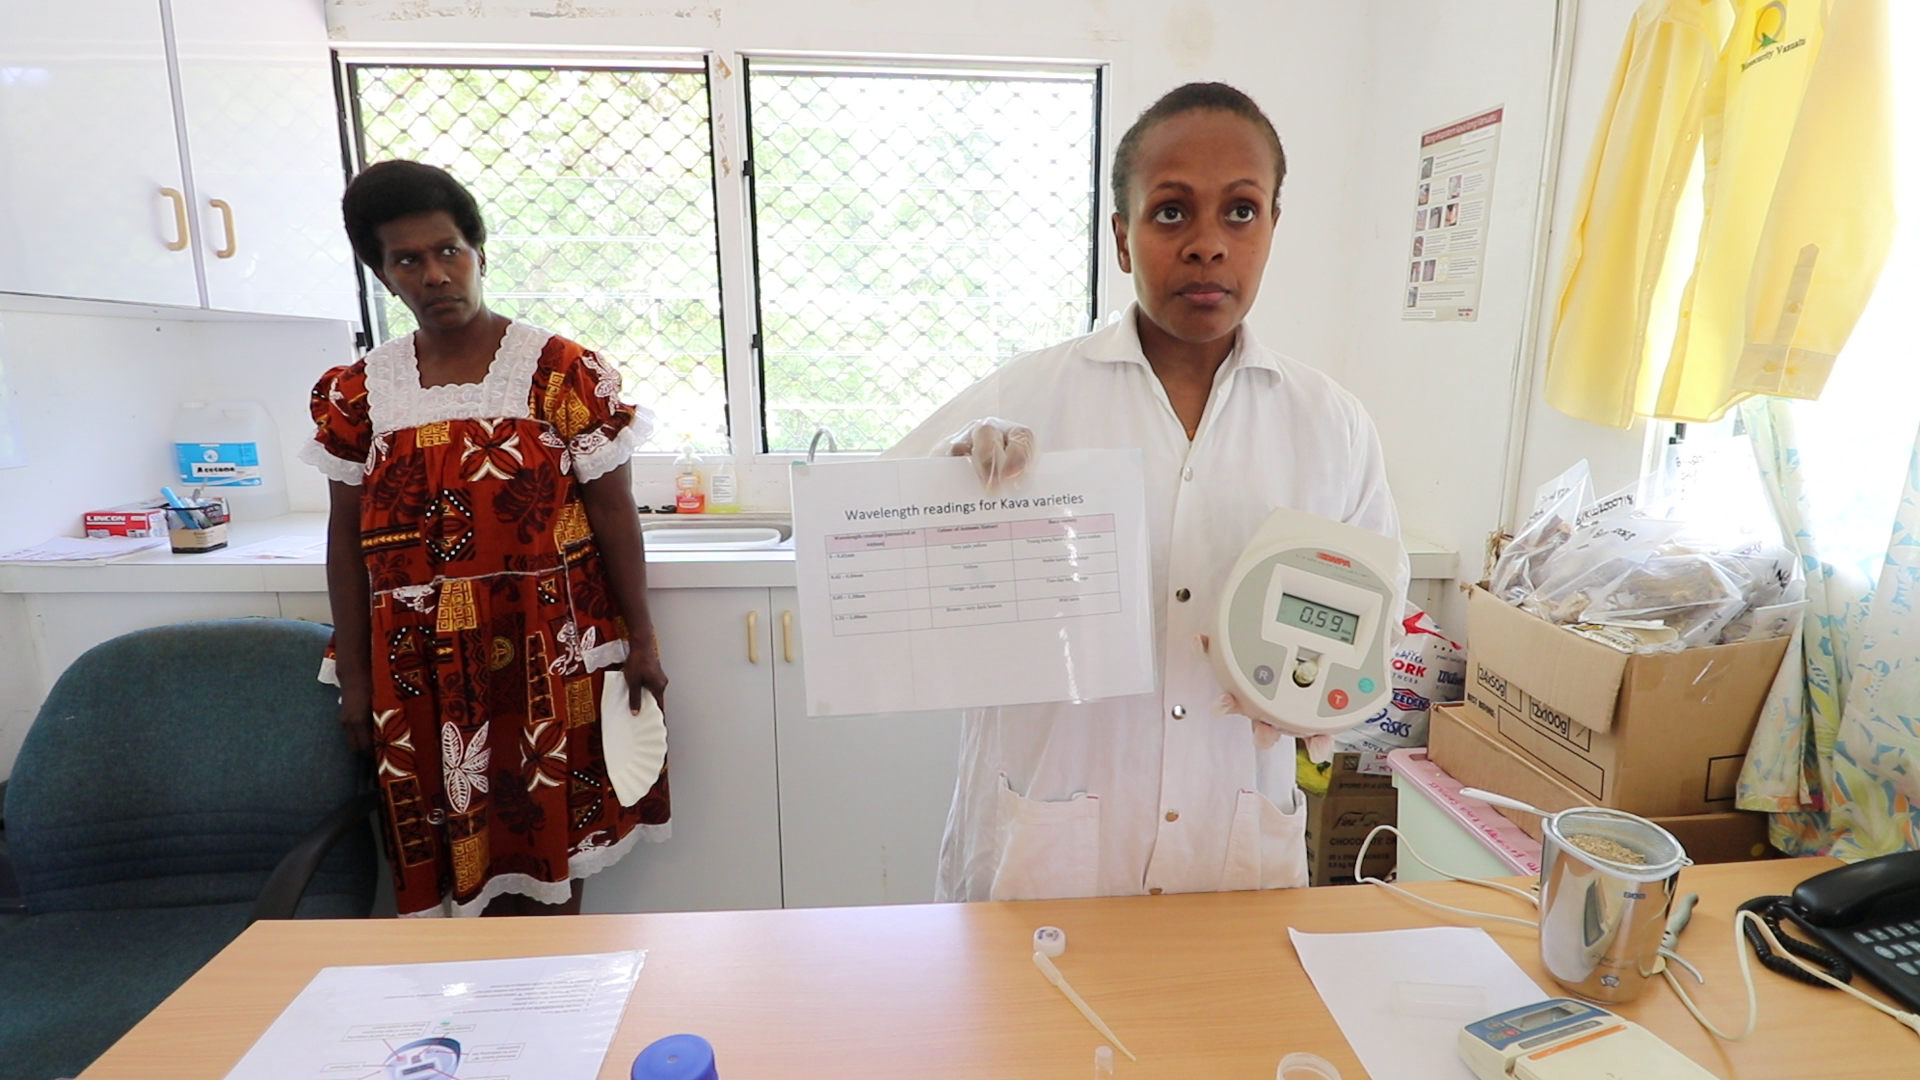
[171,400,288,521]
[706,454,739,513]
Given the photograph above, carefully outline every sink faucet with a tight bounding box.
[806,426,839,464]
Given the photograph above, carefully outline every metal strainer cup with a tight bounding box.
[1537,807,1688,1004]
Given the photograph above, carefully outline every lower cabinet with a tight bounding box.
[581,587,783,914]
[582,586,961,913]
[7,582,960,914]
[769,587,961,908]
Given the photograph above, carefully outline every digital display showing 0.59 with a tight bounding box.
[1276,594,1359,645]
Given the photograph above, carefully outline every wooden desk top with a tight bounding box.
[83,858,1911,1079]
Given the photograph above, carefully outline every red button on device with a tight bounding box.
[1328,689,1349,710]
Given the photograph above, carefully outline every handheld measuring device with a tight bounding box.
[1459,998,1719,1080]
[1210,507,1404,737]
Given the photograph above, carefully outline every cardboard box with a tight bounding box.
[1304,752,1398,885]
[1429,703,1773,862]
[1463,586,1790,817]
[83,501,170,538]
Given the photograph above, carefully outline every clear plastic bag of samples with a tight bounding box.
[1581,553,1753,650]
[1490,461,1593,603]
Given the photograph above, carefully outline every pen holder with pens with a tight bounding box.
[167,497,230,553]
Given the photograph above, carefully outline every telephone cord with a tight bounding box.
[1661,910,1920,1041]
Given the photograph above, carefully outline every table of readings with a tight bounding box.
[825,514,1121,636]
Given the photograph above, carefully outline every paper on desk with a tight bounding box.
[790,449,1154,716]
[0,536,165,563]
[1290,927,1549,1080]
[221,950,641,1080]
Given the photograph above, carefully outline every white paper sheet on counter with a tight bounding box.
[221,951,642,1080]
[1290,926,1549,1080]
[790,449,1154,717]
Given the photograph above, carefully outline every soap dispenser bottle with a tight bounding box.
[673,438,707,514]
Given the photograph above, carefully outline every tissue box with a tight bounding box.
[83,502,171,538]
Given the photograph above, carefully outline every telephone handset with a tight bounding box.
[1743,850,1920,1012]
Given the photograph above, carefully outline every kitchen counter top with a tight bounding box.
[0,513,1457,593]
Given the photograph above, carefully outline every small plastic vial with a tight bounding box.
[1094,1044,1114,1079]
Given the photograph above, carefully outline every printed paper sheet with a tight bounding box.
[791,449,1154,716]
[220,951,641,1080]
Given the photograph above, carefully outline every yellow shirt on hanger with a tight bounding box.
[1657,0,1893,421]
[1543,0,1732,429]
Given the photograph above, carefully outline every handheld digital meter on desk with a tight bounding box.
[1210,508,1405,738]
[1460,998,1718,1080]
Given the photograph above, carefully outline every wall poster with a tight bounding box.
[1403,106,1503,322]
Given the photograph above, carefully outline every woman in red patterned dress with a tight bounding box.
[303,161,669,917]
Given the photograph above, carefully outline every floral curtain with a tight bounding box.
[1738,397,1920,857]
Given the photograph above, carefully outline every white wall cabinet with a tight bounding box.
[0,0,355,320]
[0,1,199,306]
[169,0,357,321]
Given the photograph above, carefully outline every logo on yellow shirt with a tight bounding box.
[1754,2,1786,52]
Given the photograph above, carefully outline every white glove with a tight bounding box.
[1202,634,1286,750]
[940,417,1035,491]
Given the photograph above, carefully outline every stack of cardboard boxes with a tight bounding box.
[1427,586,1789,861]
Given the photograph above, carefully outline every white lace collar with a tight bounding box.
[363,320,553,435]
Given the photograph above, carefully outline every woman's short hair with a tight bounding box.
[341,160,487,270]
[1110,82,1287,219]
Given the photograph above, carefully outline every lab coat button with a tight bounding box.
[1170,704,1187,719]
[1165,810,1179,822]
[1148,887,1164,895]
[1182,467,1193,482]
[1175,587,1191,602]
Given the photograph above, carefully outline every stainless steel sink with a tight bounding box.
[640,514,792,550]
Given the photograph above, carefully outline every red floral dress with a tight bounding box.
[301,321,669,916]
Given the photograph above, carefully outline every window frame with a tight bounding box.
[333,44,1111,504]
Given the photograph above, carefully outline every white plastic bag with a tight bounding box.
[1333,610,1465,754]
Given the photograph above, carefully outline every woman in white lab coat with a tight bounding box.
[888,82,1402,902]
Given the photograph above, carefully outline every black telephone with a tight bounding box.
[1742,850,1920,1011]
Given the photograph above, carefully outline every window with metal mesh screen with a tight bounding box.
[747,66,1100,453]
[347,64,725,453]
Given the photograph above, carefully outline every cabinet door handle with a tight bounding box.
[159,187,189,251]
[747,609,759,664]
[209,199,237,258]
[781,610,794,664]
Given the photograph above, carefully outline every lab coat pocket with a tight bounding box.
[988,779,1101,902]
[1219,788,1309,892]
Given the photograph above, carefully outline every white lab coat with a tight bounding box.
[888,306,1403,902]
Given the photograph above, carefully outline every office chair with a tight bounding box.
[0,619,377,1080]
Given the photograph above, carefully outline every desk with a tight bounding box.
[82,859,1904,1079]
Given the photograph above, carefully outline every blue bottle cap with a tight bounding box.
[633,1033,718,1080]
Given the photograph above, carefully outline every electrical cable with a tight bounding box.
[1353,825,1540,929]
